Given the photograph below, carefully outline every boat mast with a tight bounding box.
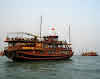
[40,16,42,38]
[69,24,71,44]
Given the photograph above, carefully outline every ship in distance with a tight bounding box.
[81,51,98,56]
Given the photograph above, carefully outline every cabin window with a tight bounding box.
[52,45,56,48]
[62,45,66,48]
[48,51,52,54]
[48,45,52,48]
[48,44,57,48]
[8,43,15,46]
[58,45,63,48]
[48,50,56,54]
[43,44,47,48]
[53,38,58,41]
[16,53,23,56]
[40,51,43,54]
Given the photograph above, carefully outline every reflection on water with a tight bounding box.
[0,56,100,79]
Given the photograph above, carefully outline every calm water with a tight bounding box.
[0,56,100,79]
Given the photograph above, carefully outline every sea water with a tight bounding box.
[0,56,99,79]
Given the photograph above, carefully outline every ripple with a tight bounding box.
[0,56,99,79]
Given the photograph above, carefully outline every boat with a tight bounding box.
[1,16,73,61]
[81,51,98,56]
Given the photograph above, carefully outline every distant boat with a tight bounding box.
[81,51,98,56]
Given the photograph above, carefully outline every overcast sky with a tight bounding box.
[0,0,100,52]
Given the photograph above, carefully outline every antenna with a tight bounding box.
[40,16,42,38]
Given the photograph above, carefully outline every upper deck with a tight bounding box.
[4,32,39,43]
[4,32,72,45]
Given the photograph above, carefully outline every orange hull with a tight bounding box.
[15,55,72,61]
[4,51,73,61]
[82,52,98,56]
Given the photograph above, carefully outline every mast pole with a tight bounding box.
[69,24,71,44]
[40,16,42,38]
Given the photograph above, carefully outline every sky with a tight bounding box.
[0,0,100,53]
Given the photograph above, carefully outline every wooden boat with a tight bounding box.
[1,16,73,61]
[3,32,73,61]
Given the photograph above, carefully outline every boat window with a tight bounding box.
[43,44,48,48]
[40,51,43,54]
[48,45,52,48]
[52,45,57,48]
[8,43,15,46]
[58,45,63,48]
[63,45,66,48]
[48,44,57,48]
[48,50,56,54]
[48,51,52,54]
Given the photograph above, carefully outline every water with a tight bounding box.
[0,56,100,79]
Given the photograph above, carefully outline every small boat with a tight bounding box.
[81,51,98,56]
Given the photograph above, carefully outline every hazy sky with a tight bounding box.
[0,0,100,52]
